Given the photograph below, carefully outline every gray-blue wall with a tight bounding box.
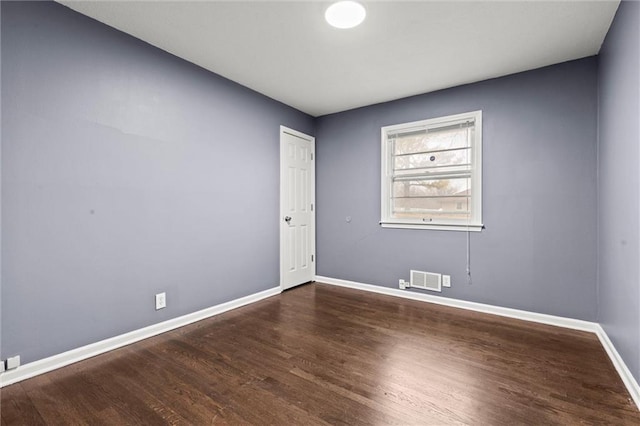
[597,0,640,384]
[3,0,637,380]
[316,58,598,321]
[1,1,313,364]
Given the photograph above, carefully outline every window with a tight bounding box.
[381,110,483,231]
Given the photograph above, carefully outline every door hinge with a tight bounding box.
[311,254,314,262]
[311,153,314,160]
[311,203,314,211]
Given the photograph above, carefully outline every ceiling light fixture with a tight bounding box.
[325,1,366,29]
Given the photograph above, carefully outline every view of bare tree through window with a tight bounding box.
[381,111,482,229]
[390,124,474,221]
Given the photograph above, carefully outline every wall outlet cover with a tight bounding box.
[155,292,167,310]
[6,355,21,370]
[443,275,451,287]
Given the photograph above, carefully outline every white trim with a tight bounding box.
[280,125,313,142]
[315,275,640,410]
[380,222,483,232]
[0,286,281,387]
[279,125,316,291]
[316,276,597,332]
[594,324,640,409]
[380,110,483,232]
[3,277,638,411]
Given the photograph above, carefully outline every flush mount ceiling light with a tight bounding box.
[325,1,366,29]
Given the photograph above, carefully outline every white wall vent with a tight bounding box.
[410,270,442,292]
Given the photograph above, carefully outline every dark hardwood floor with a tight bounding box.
[1,282,639,425]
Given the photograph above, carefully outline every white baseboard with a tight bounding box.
[0,286,281,387]
[315,276,598,332]
[4,277,639,412]
[595,324,640,409]
[315,275,640,410]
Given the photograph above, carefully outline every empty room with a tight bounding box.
[1,0,639,424]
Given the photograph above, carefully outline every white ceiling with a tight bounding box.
[58,1,620,117]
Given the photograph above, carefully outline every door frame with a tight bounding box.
[279,125,316,291]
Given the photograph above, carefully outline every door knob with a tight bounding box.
[284,216,292,223]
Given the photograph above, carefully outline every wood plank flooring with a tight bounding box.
[1,282,639,425]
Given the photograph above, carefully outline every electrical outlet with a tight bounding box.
[0,360,5,373]
[399,279,407,290]
[443,275,451,287]
[6,355,20,370]
[155,292,166,310]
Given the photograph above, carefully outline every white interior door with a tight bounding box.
[280,126,315,290]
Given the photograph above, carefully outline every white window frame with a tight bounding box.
[380,110,483,232]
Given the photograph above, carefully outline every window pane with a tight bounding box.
[392,196,471,221]
[393,126,473,156]
[392,177,470,197]
[394,147,471,171]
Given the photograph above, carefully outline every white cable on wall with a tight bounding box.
[466,126,472,285]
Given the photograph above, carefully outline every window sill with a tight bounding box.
[380,222,484,232]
